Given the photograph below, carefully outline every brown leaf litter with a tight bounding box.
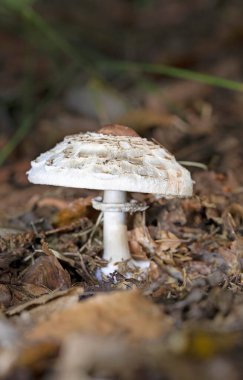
[25,290,172,343]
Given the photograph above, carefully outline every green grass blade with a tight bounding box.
[102,60,243,92]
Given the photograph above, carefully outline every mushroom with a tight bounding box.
[27,124,193,277]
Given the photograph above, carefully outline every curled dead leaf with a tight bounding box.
[21,255,71,291]
[128,240,147,260]
[128,226,156,260]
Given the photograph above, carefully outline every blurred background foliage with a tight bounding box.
[0,0,243,172]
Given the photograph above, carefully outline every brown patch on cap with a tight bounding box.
[98,124,139,137]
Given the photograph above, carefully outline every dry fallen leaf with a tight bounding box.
[0,285,12,308]
[128,226,156,260]
[26,290,172,343]
[128,240,147,260]
[53,196,93,227]
[21,255,71,291]
[157,230,181,253]
[16,341,59,372]
[6,287,84,318]
[0,283,50,310]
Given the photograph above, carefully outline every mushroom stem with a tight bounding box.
[103,190,131,269]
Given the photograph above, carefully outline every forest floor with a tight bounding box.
[1,1,243,379]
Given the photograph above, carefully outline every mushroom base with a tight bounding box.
[100,259,150,278]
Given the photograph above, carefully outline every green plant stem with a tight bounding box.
[102,60,243,92]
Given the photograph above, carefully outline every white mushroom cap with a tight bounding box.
[28,127,193,197]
